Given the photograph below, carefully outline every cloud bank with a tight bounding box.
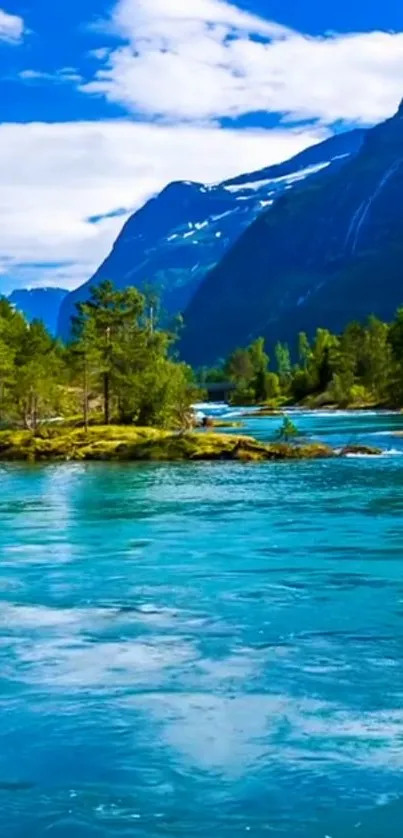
[0,120,325,292]
[83,0,403,126]
[1,0,402,295]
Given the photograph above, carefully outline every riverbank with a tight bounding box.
[0,426,383,463]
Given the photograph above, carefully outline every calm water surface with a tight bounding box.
[1,412,403,836]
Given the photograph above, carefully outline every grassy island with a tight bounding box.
[0,426,382,463]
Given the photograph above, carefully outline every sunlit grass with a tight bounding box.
[0,425,336,462]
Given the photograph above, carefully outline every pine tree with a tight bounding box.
[72,281,196,428]
[275,342,292,390]
[298,332,311,369]
[13,320,64,430]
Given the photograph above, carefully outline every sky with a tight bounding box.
[0,0,402,294]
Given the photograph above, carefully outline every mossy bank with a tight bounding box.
[0,426,382,463]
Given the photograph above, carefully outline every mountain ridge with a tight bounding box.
[180,102,403,365]
[57,127,365,339]
[8,287,67,335]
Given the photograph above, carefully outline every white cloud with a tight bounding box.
[3,0,401,296]
[82,0,403,126]
[19,70,47,80]
[0,120,325,293]
[19,67,83,84]
[0,7,24,42]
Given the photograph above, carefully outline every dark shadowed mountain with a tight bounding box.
[57,129,364,339]
[8,287,68,335]
[180,103,403,366]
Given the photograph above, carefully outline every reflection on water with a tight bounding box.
[1,412,403,836]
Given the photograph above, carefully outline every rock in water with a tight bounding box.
[339,444,382,457]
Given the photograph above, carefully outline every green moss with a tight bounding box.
[0,426,338,463]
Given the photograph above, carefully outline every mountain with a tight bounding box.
[57,129,364,339]
[181,103,403,366]
[8,288,68,335]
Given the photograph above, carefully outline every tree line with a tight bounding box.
[201,312,403,408]
[0,282,196,430]
[3,280,403,430]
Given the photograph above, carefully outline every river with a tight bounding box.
[1,411,403,836]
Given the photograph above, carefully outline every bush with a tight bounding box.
[276,416,300,442]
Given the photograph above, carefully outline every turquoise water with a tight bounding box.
[1,411,403,836]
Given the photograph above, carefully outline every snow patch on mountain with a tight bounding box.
[224,161,332,194]
[58,127,365,339]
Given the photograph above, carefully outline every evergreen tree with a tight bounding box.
[225,347,254,387]
[74,281,145,425]
[388,307,403,404]
[72,281,196,428]
[224,337,277,404]
[277,416,300,442]
[298,332,311,369]
[275,342,292,390]
[364,316,392,400]
[3,287,403,428]
[13,320,65,430]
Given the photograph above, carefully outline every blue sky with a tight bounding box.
[0,0,402,292]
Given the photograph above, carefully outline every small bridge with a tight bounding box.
[202,381,237,403]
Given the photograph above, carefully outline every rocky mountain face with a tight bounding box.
[181,103,403,366]
[57,129,364,339]
[8,288,67,335]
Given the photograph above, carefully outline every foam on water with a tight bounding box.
[345,449,403,458]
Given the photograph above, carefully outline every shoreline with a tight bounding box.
[195,403,403,420]
[240,404,401,415]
